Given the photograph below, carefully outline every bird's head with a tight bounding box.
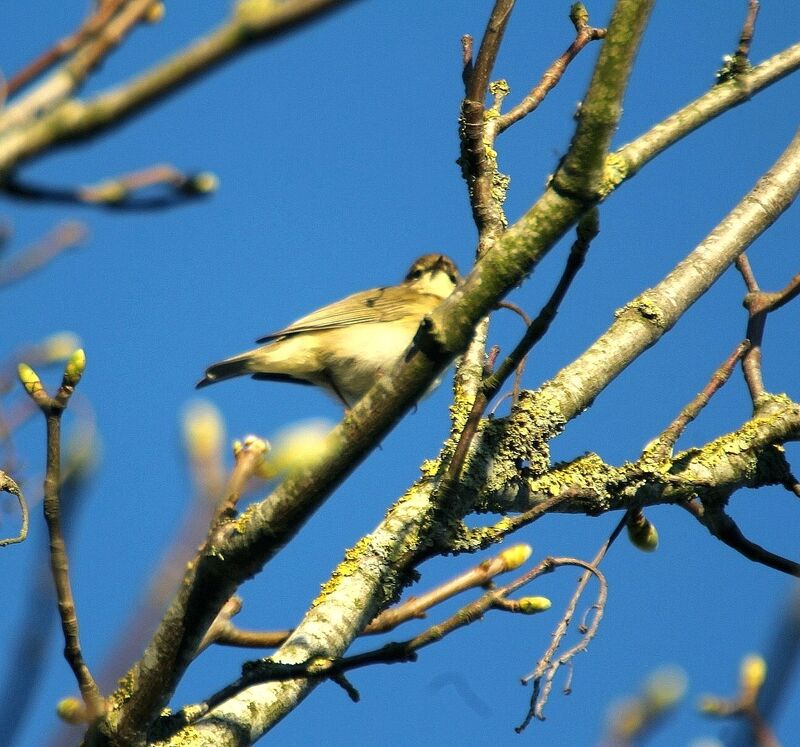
[403,254,461,299]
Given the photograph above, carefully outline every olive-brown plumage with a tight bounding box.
[196,254,460,406]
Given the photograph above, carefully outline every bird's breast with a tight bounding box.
[317,319,420,400]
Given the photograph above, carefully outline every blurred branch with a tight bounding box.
[0,222,87,289]
[600,666,687,746]
[0,0,362,174]
[0,470,27,547]
[4,164,218,210]
[733,584,800,746]
[92,403,226,696]
[0,0,158,132]
[0,416,98,744]
[5,0,131,96]
[699,653,778,747]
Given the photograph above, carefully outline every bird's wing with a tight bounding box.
[257,286,438,342]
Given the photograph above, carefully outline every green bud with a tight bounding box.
[17,362,48,403]
[56,696,86,724]
[188,172,219,194]
[63,348,86,387]
[518,596,551,614]
[627,513,659,552]
[740,654,766,694]
[499,544,532,571]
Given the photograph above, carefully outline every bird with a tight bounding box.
[196,254,461,407]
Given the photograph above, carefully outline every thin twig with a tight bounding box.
[496,300,531,403]
[0,0,158,133]
[733,0,760,71]
[649,339,750,459]
[0,417,98,743]
[683,502,800,577]
[466,0,516,106]
[4,0,127,97]
[0,471,28,547]
[0,221,87,288]
[517,515,624,731]
[459,0,516,246]
[18,352,104,715]
[197,555,581,715]
[445,210,598,485]
[496,5,606,133]
[203,544,533,651]
[736,254,800,405]
[4,164,217,210]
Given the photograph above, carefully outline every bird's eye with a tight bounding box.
[410,269,423,279]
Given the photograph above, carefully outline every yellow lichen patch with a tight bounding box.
[312,536,373,607]
[600,152,628,195]
[616,295,667,328]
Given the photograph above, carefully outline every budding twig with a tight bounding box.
[4,164,218,210]
[17,350,104,716]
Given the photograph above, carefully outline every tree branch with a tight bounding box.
[0,0,362,175]
[18,351,104,716]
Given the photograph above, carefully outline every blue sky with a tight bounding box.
[2,2,799,745]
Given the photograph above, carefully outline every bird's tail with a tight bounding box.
[196,352,255,389]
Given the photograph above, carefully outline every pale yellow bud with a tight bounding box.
[63,349,86,387]
[498,544,532,571]
[518,596,551,614]
[182,401,225,461]
[36,332,82,363]
[608,697,645,738]
[144,2,165,23]
[56,696,86,724]
[739,653,766,695]
[643,666,687,712]
[17,362,44,399]
[188,172,219,194]
[261,420,332,477]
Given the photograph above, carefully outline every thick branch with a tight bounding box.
[102,34,800,747]
[555,0,654,197]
